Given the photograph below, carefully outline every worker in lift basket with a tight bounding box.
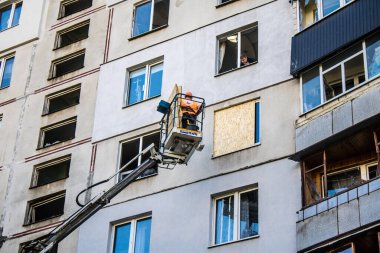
[181,91,201,130]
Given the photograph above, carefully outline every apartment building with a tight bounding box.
[0,0,109,252]
[291,0,380,252]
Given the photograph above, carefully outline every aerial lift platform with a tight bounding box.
[12,86,205,253]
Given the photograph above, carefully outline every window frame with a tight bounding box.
[212,186,259,246]
[216,24,258,75]
[54,20,90,49]
[38,117,77,149]
[0,1,22,32]
[42,84,81,115]
[58,0,93,19]
[0,54,15,89]
[111,214,152,253]
[49,50,85,79]
[216,0,237,7]
[125,60,163,106]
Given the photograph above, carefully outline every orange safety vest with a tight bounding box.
[181,99,199,116]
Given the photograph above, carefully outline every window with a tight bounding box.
[31,155,71,188]
[126,61,163,105]
[0,1,22,31]
[329,244,354,253]
[19,236,58,253]
[0,55,15,89]
[132,0,169,37]
[38,117,77,149]
[301,32,380,113]
[113,216,152,253]
[43,85,81,115]
[120,132,160,180]
[59,0,92,18]
[298,0,353,30]
[25,191,65,225]
[213,100,260,157]
[55,21,90,49]
[49,50,85,79]
[217,25,258,74]
[213,187,258,245]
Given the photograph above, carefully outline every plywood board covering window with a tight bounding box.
[213,100,259,157]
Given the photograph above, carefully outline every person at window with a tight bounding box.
[181,92,201,130]
[240,53,255,66]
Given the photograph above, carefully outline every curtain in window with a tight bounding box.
[219,42,226,71]
[134,218,151,253]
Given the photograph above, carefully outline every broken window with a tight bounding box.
[25,191,65,225]
[213,100,260,157]
[0,55,15,89]
[120,132,160,180]
[43,85,81,115]
[132,0,169,37]
[59,0,92,18]
[113,216,152,253]
[126,61,163,105]
[301,127,380,206]
[0,1,22,31]
[49,50,85,79]
[217,25,258,74]
[38,117,77,149]
[213,187,258,245]
[31,155,71,188]
[55,21,90,49]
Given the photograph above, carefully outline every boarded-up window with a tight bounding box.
[213,100,260,157]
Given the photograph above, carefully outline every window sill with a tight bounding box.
[47,66,85,81]
[0,24,19,33]
[122,95,161,109]
[29,177,69,189]
[214,61,258,77]
[23,214,64,227]
[0,85,10,90]
[215,0,239,8]
[128,25,168,41]
[37,137,75,150]
[212,143,261,159]
[208,235,259,248]
[41,103,80,117]
[53,37,89,51]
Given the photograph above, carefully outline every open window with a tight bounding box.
[31,155,71,188]
[43,85,81,115]
[38,117,77,149]
[0,1,22,31]
[49,50,85,79]
[0,54,15,89]
[54,21,90,49]
[58,0,92,19]
[24,191,65,225]
[132,0,170,37]
[119,132,160,180]
[217,24,258,74]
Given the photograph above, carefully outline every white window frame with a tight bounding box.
[58,0,92,19]
[25,192,65,225]
[31,155,71,188]
[212,187,258,246]
[125,61,163,106]
[49,50,85,79]
[43,84,81,115]
[38,117,77,148]
[132,0,166,37]
[0,54,15,89]
[0,1,22,30]
[54,20,90,49]
[111,215,152,253]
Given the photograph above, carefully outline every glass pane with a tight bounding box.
[327,168,361,197]
[240,27,258,67]
[323,66,342,101]
[218,35,238,73]
[134,218,151,253]
[302,67,321,112]
[333,245,353,253]
[148,63,163,98]
[128,68,146,105]
[113,223,131,253]
[215,196,234,244]
[0,6,11,31]
[322,0,341,16]
[254,102,260,144]
[366,32,380,79]
[344,54,365,90]
[240,190,258,239]
[133,1,152,36]
[1,57,15,89]
[152,0,169,29]
[11,2,22,26]
[120,138,140,174]
[368,165,378,180]
[298,0,318,30]
[322,43,362,71]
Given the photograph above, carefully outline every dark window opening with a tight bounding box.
[120,132,160,179]
[50,52,85,79]
[19,236,58,253]
[59,0,92,18]
[44,85,81,115]
[25,192,65,225]
[56,22,89,48]
[39,118,76,148]
[152,0,169,29]
[32,156,71,187]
